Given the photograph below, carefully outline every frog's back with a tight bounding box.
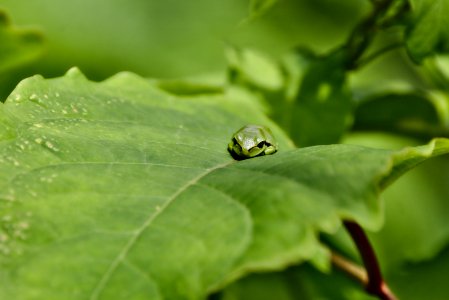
[235,126,266,150]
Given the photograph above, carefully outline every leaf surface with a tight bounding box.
[0,69,448,299]
[354,90,449,138]
[406,0,449,61]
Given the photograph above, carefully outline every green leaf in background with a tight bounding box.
[353,90,449,138]
[220,239,449,300]
[226,47,284,93]
[219,264,376,300]
[227,48,353,147]
[150,78,224,97]
[389,245,449,299]
[284,49,352,146]
[1,69,449,299]
[0,10,44,75]
[405,0,449,62]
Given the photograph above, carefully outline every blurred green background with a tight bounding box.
[0,0,368,96]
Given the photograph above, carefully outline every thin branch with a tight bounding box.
[344,0,391,69]
[354,42,404,69]
[343,221,398,300]
[344,0,409,70]
[331,251,368,285]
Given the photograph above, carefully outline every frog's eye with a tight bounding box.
[257,141,266,148]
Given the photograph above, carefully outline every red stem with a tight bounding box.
[343,220,398,300]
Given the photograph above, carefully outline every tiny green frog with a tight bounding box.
[228,125,278,159]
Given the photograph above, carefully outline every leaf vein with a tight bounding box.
[89,160,233,299]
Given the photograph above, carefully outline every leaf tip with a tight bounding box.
[65,67,87,80]
[381,138,449,189]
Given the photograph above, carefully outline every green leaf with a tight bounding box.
[220,264,376,300]
[1,69,449,299]
[406,0,449,62]
[226,47,284,92]
[283,49,352,146]
[354,90,449,138]
[0,10,44,74]
[149,78,224,97]
[388,245,449,299]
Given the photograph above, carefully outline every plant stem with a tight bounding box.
[344,0,409,70]
[343,220,398,300]
[331,251,368,284]
[353,42,404,69]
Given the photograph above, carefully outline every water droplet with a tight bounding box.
[40,176,53,183]
[45,141,56,150]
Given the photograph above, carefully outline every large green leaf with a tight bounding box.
[1,69,449,299]
[0,10,44,74]
[406,0,449,62]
